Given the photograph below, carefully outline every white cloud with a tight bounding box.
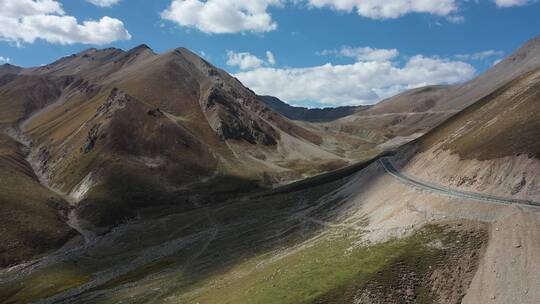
[305,0,459,19]
[86,0,122,7]
[0,0,64,17]
[227,51,265,70]
[455,50,504,61]
[493,58,503,66]
[320,46,399,62]
[234,53,475,106]
[0,0,131,45]
[159,0,536,35]
[494,0,534,7]
[161,0,283,34]
[0,56,10,64]
[227,50,277,70]
[266,51,276,65]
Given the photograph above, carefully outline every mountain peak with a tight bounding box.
[502,35,540,63]
[77,47,125,57]
[1,63,20,69]
[172,47,203,61]
[0,63,22,75]
[528,34,540,43]
[128,44,156,55]
[77,47,98,56]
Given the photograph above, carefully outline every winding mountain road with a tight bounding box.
[378,157,540,208]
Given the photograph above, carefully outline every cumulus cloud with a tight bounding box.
[227,50,276,70]
[455,50,504,61]
[0,56,10,64]
[305,0,459,19]
[161,0,283,34]
[320,46,399,62]
[494,0,534,7]
[227,51,265,70]
[1,0,63,17]
[234,53,475,106]
[159,0,535,34]
[159,0,537,34]
[86,0,122,7]
[0,0,131,45]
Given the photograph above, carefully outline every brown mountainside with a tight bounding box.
[0,45,352,234]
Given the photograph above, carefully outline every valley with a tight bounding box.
[0,34,539,304]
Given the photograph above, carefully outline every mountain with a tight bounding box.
[258,95,370,122]
[329,35,540,147]
[400,66,540,200]
[0,45,364,263]
[1,36,540,304]
[383,64,540,304]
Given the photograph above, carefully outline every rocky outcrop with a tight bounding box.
[201,86,279,146]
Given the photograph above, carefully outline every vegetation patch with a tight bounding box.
[176,224,486,304]
[97,257,178,291]
[0,264,91,304]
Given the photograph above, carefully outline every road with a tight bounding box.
[378,157,540,208]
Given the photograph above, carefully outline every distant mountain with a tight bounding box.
[331,35,540,143]
[258,95,369,122]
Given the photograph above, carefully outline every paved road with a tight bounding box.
[378,157,540,208]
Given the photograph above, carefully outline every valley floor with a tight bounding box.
[1,154,539,304]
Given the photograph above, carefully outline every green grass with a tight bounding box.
[0,264,91,304]
[97,257,178,291]
[0,133,74,267]
[172,225,460,304]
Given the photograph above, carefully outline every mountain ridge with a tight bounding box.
[258,95,370,122]
[1,36,540,303]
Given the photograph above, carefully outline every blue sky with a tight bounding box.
[1,0,539,107]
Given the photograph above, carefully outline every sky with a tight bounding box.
[0,0,539,107]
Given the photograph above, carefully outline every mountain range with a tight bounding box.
[0,36,539,304]
[257,95,369,122]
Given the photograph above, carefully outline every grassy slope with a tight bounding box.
[177,224,483,304]
[0,75,65,124]
[418,68,540,160]
[0,133,74,267]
